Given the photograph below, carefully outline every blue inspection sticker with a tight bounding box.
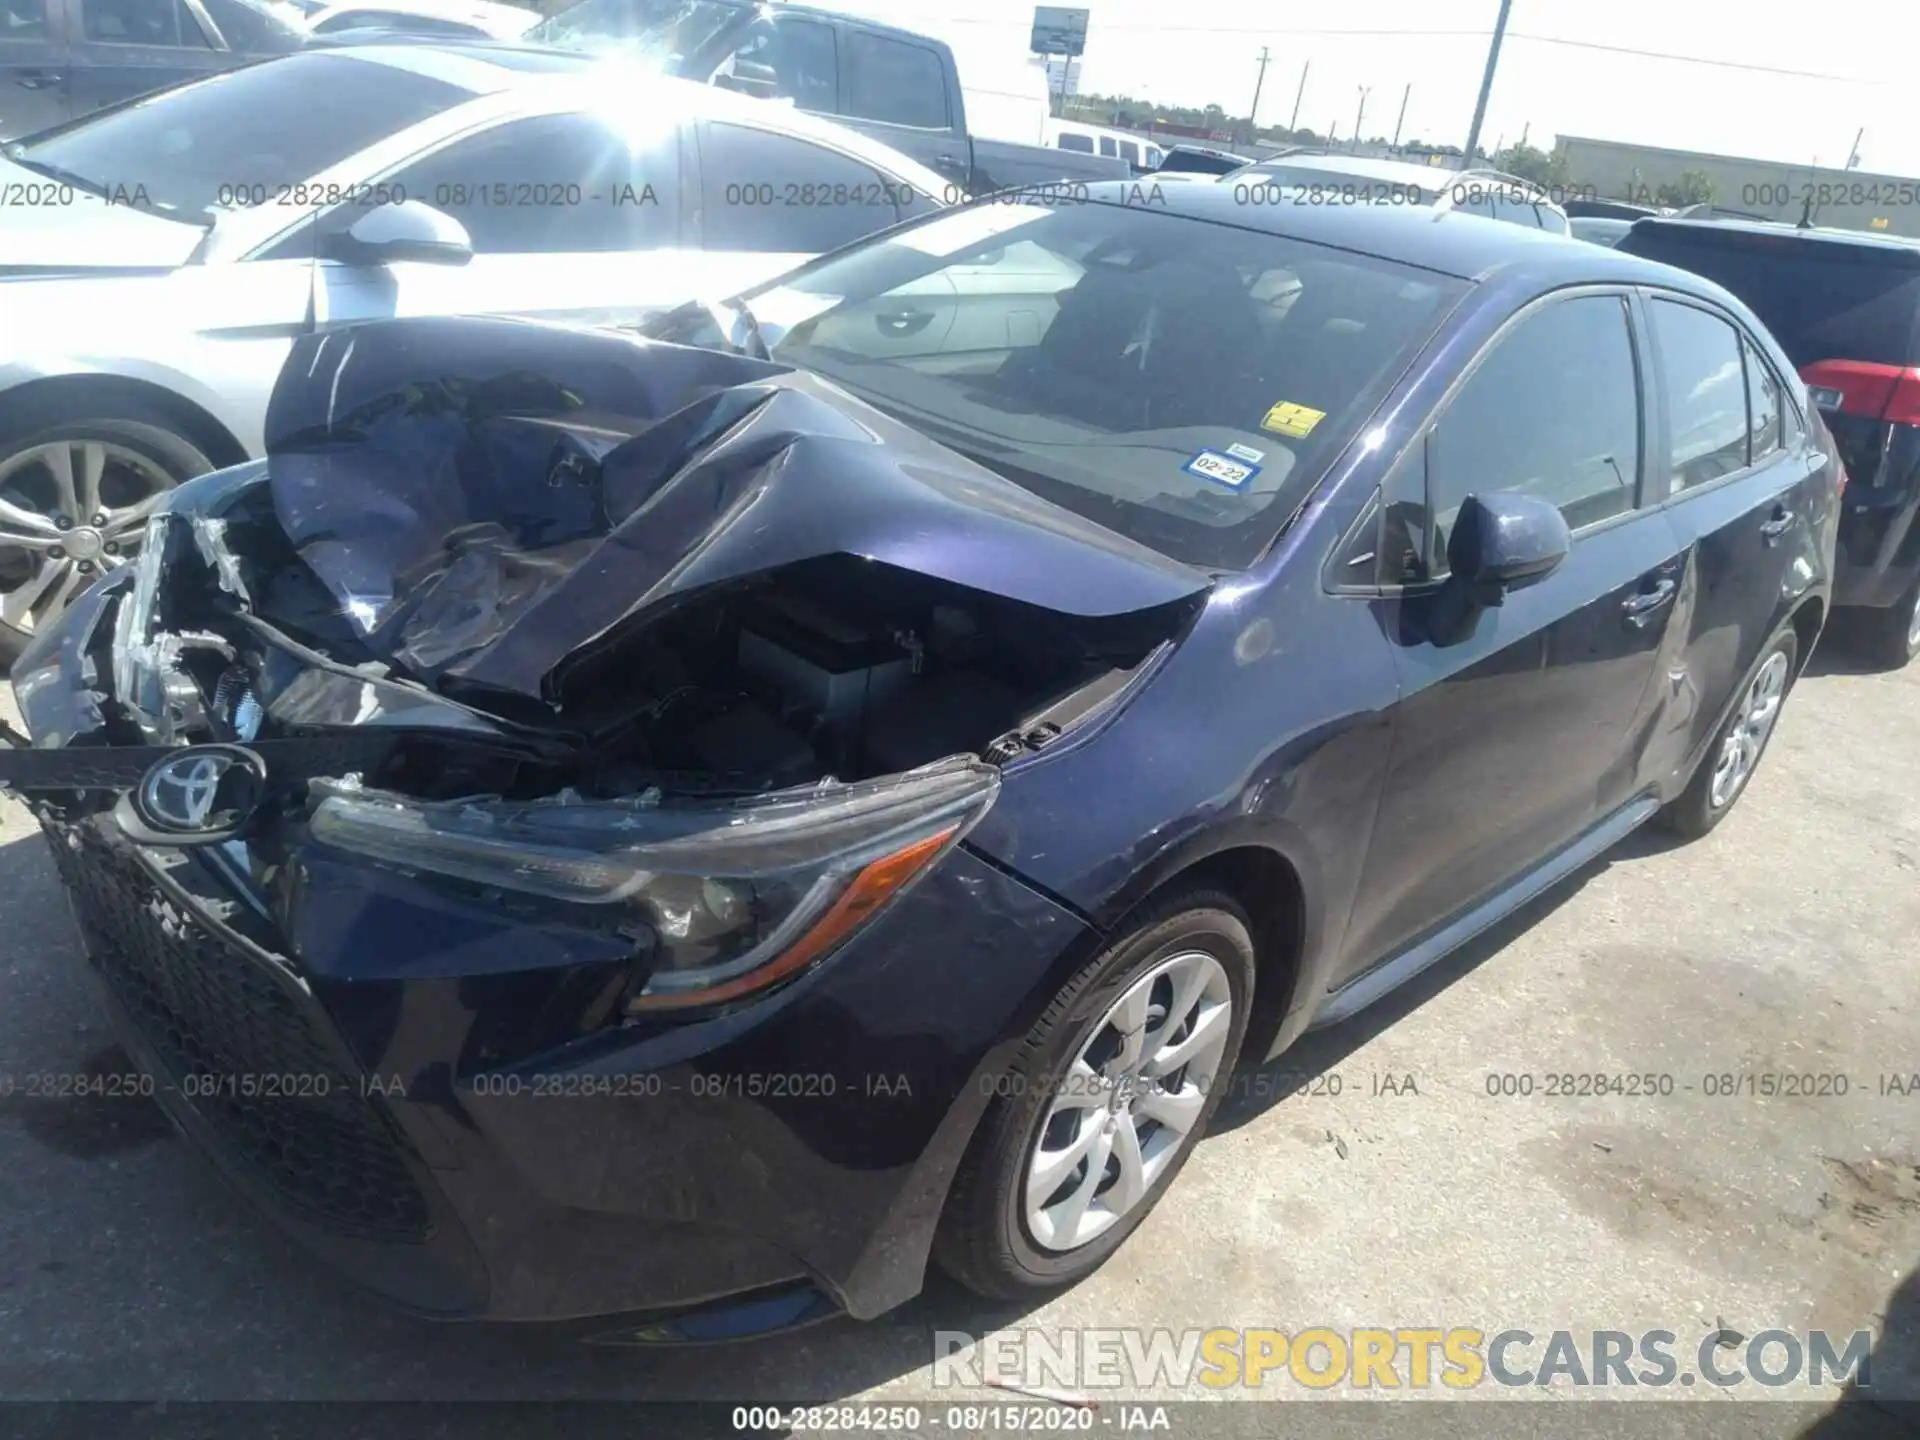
[1183,448,1262,490]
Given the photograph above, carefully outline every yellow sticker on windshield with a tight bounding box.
[1261,402,1326,438]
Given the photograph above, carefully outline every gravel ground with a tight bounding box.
[2,622,1918,1439]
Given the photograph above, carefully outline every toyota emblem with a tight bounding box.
[131,744,268,842]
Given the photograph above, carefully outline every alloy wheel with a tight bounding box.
[1708,649,1790,810]
[0,439,174,636]
[1023,949,1233,1253]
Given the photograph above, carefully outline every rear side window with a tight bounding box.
[1057,134,1093,153]
[1098,136,1117,157]
[700,123,908,252]
[1651,299,1750,491]
[1430,294,1641,560]
[842,31,947,129]
[1620,230,1920,369]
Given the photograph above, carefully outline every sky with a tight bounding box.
[832,0,1920,176]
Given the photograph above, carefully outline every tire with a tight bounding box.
[1856,579,1920,671]
[0,401,212,669]
[1658,625,1799,840]
[934,887,1256,1300]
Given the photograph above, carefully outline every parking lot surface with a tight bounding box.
[2,627,1918,1435]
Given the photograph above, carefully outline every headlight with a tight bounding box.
[309,757,999,1011]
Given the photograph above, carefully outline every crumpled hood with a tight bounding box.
[251,315,1211,707]
[0,157,207,274]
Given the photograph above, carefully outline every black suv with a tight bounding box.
[1617,219,1920,665]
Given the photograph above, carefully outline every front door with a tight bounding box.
[1338,290,1688,983]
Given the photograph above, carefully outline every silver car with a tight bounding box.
[0,42,946,657]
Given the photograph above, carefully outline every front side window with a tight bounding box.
[699,123,907,252]
[749,201,1466,569]
[0,0,47,39]
[202,0,305,48]
[842,31,946,129]
[1652,299,1750,491]
[81,0,208,45]
[741,17,836,110]
[1430,295,1641,564]
[383,114,680,254]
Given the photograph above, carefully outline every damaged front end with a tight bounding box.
[7,316,1210,1015]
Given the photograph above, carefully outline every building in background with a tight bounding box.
[1555,135,1920,236]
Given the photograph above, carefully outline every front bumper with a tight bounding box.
[39,803,1090,1322]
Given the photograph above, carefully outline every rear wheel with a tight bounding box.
[1856,580,1920,670]
[1659,626,1798,840]
[0,407,211,667]
[934,887,1255,1299]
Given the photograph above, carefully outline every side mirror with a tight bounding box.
[1428,491,1571,644]
[716,59,779,98]
[320,201,473,268]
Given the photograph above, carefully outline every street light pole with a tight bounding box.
[1463,0,1513,163]
[1249,46,1271,141]
[1289,60,1310,132]
[1393,82,1410,148]
[1354,86,1370,153]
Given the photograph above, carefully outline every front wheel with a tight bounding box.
[0,409,212,667]
[1659,626,1798,840]
[934,887,1255,1299]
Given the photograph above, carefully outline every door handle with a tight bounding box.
[875,308,934,337]
[1621,577,1677,627]
[1759,507,1796,542]
[14,70,66,89]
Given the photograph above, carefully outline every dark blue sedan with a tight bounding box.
[2,182,1841,1332]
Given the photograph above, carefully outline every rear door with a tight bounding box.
[832,25,969,196]
[0,0,68,137]
[1337,289,1689,984]
[1638,291,1833,781]
[65,0,226,118]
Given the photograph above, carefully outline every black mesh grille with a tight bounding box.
[46,822,431,1241]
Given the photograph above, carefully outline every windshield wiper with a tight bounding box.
[1,147,113,201]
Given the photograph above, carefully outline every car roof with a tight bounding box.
[301,46,947,187]
[1084,179,1725,290]
[1240,152,1460,190]
[1622,216,1920,267]
[314,40,603,87]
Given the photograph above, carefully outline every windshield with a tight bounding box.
[749,201,1466,569]
[527,0,745,63]
[3,54,470,224]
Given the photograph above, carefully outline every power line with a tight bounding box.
[1504,32,1895,83]
[889,12,1899,84]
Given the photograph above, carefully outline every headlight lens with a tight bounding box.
[309,757,999,1010]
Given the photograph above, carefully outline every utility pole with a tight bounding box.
[1845,127,1865,170]
[1393,82,1410,148]
[1289,60,1310,132]
[1249,46,1271,142]
[1353,86,1370,153]
[1463,0,1514,164]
